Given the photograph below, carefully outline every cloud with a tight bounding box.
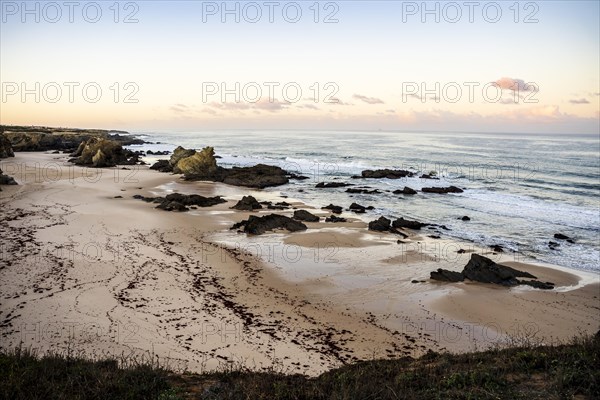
[328,97,353,106]
[253,98,291,112]
[202,99,291,113]
[301,104,320,110]
[494,77,537,93]
[169,104,189,113]
[569,98,590,104]
[353,94,385,104]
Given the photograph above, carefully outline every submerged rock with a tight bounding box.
[231,214,307,235]
[293,209,320,222]
[460,216,471,221]
[393,187,417,195]
[346,187,381,194]
[422,186,464,194]
[316,182,352,188]
[359,169,414,179]
[553,233,570,240]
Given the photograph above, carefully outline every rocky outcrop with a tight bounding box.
[134,193,226,212]
[430,254,554,289]
[293,210,320,222]
[460,216,470,221]
[173,147,218,177]
[393,187,417,195]
[325,215,347,223]
[221,164,289,189]
[462,254,536,286]
[346,188,381,194]
[0,167,17,187]
[1,125,143,152]
[322,204,343,214]
[150,160,173,172]
[348,202,373,214]
[316,182,352,188]
[357,169,414,179]
[170,146,196,170]
[231,214,307,235]
[368,216,391,232]
[0,133,14,158]
[392,217,426,230]
[231,196,263,211]
[70,137,141,167]
[430,269,464,282]
[422,186,464,194]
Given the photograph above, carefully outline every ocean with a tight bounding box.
[127,130,600,273]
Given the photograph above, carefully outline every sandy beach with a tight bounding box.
[1,152,598,376]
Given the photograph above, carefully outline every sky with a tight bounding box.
[1,0,599,133]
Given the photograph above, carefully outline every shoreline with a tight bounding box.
[1,152,598,376]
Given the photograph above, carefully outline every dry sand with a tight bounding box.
[1,153,598,375]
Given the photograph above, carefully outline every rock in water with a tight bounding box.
[293,210,320,222]
[422,186,464,194]
[359,169,414,179]
[315,182,352,188]
[553,233,570,240]
[221,164,289,188]
[392,217,426,230]
[174,146,218,177]
[325,215,347,223]
[393,187,417,195]
[231,214,307,235]
[322,204,343,214]
[0,133,14,158]
[462,254,536,286]
[368,216,391,231]
[232,196,263,211]
[430,269,465,282]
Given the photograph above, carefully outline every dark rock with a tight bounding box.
[359,169,414,179]
[457,249,466,254]
[548,241,560,250]
[231,214,307,235]
[146,150,170,156]
[289,173,309,180]
[293,210,320,222]
[428,235,441,239]
[490,244,504,253]
[368,216,391,232]
[422,186,464,194]
[0,133,15,158]
[393,187,417,195]
[430,269,465,282]
[231,196,263,211]
[462,254,536,286]
[553,233,570,240]
[460,216,470,221]
[157,201,188,212]
[348,202,370,213]
[326,215,347,223]
[267,201,291,210]
[150,159,173,172]
[316,182,352,188]
[113,196,123,199]
[162,193,226,208]
[392,217,426,230]
[0,167,17,185]
[420,174,439,180]
[222,164,289,189]
[322,204,343,214]
[519,280,555,290]
[346,188,381,194]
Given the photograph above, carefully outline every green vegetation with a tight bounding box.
[1,332,598,399]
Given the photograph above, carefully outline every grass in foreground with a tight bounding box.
[1,332,598,399]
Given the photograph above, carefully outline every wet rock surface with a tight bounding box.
[231,214,307,235]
